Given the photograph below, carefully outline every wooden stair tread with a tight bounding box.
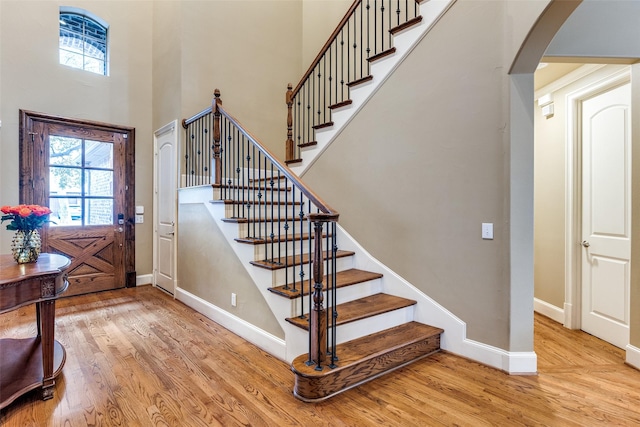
[312,122,334,130]
[213,183,291,191]
[329,100,353,110]
[268,268,383,299]
[221,216,305,224]
[390,15,423,35]
[235,232,329,246]
[211,199,302,206]
[248,175,287,183]
[298,141,317,148]
[368,47,396,63]
[292,321,443,376]
[346,75,373,87]
[285,158,303,165]
[286,293,415,330]
[250,250,354,270]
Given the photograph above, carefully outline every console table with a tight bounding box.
[0,253,70,409]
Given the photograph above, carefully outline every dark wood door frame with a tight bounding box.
[19,110,136,288]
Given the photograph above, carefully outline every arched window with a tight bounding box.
[59,8,108,75]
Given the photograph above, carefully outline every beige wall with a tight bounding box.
[301,0,352,67]
[178,203,283,338]
[152,0,183,132]
[179,1,302,159]
[0,0,154,276]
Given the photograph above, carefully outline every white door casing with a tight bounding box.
[154,121,178,294]
[580,82,631,349]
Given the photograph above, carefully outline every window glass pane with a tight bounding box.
[50,166,82,195]
[84,170,113,197]
[85,140,113,168]
[50,136,82,166]
[85,199,113,225]
[49,197,82,227]
[84,57,105,75]
[59,50,84,69]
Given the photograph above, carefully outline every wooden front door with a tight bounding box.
[20,111,135,296]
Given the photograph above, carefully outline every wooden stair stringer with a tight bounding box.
[288,0,456,177]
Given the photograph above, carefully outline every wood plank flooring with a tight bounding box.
[1,285,640,426]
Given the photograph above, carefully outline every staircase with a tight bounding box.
[178,0,458,402]
[212,169,443,402]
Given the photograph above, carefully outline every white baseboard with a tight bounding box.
[136,274,153,287]
[534,298,564,324]
[460,338,538,374]
[626,344,640,370]
[175,287,287,361]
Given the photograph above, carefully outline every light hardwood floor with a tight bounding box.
[1,285,639,426]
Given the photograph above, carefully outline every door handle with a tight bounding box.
[582,240,590,248]
[168,232,174,236]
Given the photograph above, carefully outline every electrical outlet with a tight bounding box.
[135,214,144,224]
[231,293,237,307]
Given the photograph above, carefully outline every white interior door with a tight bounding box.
[580,82,631,349]
[154,121,178,294]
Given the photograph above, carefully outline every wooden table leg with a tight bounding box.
[38,299,56,400]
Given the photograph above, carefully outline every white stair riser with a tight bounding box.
[214,187,291,203]
[234,219,324,239]
[253,235,332,261]
[222,203,305,220]
[330,305,416,346]
[281,277,384,318]
[270,256,353,287]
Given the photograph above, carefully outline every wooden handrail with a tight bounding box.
[212,92,339,218]
[290,0,362,98]
[182,106,213,129]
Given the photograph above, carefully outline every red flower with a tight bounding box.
[1,204,52,231]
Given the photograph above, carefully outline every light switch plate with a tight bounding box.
[482,223,493,240]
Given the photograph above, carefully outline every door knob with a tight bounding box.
[582,240,590,248]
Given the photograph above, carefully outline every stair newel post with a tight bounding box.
[212,89,222,186]
[307,213,339,370]
[285,84,295,162]
[310,217,327,370]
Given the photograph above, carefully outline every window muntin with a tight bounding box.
[59,10,108,75]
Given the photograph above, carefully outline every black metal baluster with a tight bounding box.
[298,194,306,320]
[227,121,234,204]
[284,176,290,291]
[340,29,345,101]
[330,221,338,367]
[273,164,279,265]
[374,0,377,55]
[360,2,364,77]
[235,128,241,221]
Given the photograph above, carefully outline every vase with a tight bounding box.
[11,229,41,264]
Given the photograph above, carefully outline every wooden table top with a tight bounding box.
[0,253,71,286]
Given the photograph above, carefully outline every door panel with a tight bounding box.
[581,83,631,349]
[154,124,177,294]
[20,111,135,296]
